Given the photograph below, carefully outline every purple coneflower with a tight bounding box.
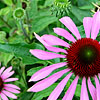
[28,11,100,100]
[0,66,20,100]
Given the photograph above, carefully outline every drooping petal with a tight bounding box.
[30,49,66,60]
[80,77,89,100]
[83,17,92,38]
[62,75,79,100]
[2,90,17,99]
[41,35,70,48]
[4,78,18,82]
[91,11,100,39]
[59,17,81,39]
[53,28,76,42]
[2,71,14,80]
[47,72,72,100]
[87,77,96,100]
[4,84,20,90]
[94,76,100,100]
[29,62,67,82]
[28,69,70,92]
[0,67,5,76]
[0,93,8,100]
[4,87,20,93]
[34,32,49,46]
[34,31,67,54]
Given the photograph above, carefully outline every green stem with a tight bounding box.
[20,20,31,43]
[0,16,12,28]
[20,66,28,88]
[26,10,31,32]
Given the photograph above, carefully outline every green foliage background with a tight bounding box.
[0,0,99,100]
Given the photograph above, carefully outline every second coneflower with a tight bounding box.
[28,11,100,100]
[0,66,20,100]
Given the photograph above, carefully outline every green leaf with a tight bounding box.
[19,92,34,100]
[0,43,44,65]
[27,66,44,76]
[71,6,91,22]
[44,0,54,7]
[75,84,81,97]
[0,7,11,16]
[3,0,13,6]
[31,16,57,33]
[0,31,6,43]
[31,83,58,100]
[28,0,38,19]
[33,9,51,19]
[77,25,85,38]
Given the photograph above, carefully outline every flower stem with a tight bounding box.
[20,19,31,43]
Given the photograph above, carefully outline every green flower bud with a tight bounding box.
[51,0,71,17]
[13,8,25,20]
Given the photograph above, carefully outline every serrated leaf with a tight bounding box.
[0,43,44,65]
[31,16,57,33]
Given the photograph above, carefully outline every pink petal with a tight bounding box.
[4,84,20,90]
[59,17,81,39]
[47,72,72,100]
[2,90,17,99]
[45,46,67,54]
[1,66,12,77]
[83,17,92,38]
[80,77,89,100]
[34,33,67,53]
[87,77,96,100]
[34,32,49,46]
[4,78,18,82]
[29,62,67,82]
[30,49,66,60]
[41,35,70,48]
[53,28,76,42]
[94,75,100,100]
[4,87,20,93]
[28,69,70,92]
[0,93,8,100]
[91,11,100,39]
[2,71,14,80]
[0,67,5,76]
[62,75,79,100]
[98,73,100,79]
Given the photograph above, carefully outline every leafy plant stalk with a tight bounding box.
[20,20,31,43]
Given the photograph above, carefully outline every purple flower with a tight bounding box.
[0,66,20,100]
[28,11,100,100]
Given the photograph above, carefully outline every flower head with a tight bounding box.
[0,66,20,99]
[28,11,100,100]
[51,0,71,17]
